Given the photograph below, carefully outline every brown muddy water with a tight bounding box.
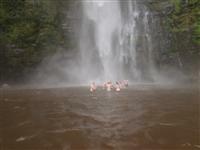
[0,85,199,150]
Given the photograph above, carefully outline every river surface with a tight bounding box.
[0,84,199,150]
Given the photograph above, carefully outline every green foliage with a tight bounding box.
[170,0,181,13]
[0,0,66,82]
[193,13,200,44]
[148,0,199,73]
[168,0,200,44]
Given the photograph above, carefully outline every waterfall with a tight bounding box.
[79,0,156,83]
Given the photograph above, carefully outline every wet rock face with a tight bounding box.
[147,0,199,78]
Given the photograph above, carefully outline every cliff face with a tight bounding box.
[146,0,200,80]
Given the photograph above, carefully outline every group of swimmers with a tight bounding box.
[90,80,128,92]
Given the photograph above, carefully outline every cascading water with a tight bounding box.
[79,0,156,83]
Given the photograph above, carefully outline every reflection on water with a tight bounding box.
[0,85,199,150]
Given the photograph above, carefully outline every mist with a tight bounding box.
[28,0,198,88]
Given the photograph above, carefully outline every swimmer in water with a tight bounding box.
[124,80,128,87]
[106,81,112,91]
[115,82,121,91]
[102,82,106,90]
[119,81,125,89]
[90,82,96,92]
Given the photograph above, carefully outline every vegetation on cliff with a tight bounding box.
[167,0,199,74]
[149,0,199,76]
[169,0,200,44]
[0,0,70,82]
